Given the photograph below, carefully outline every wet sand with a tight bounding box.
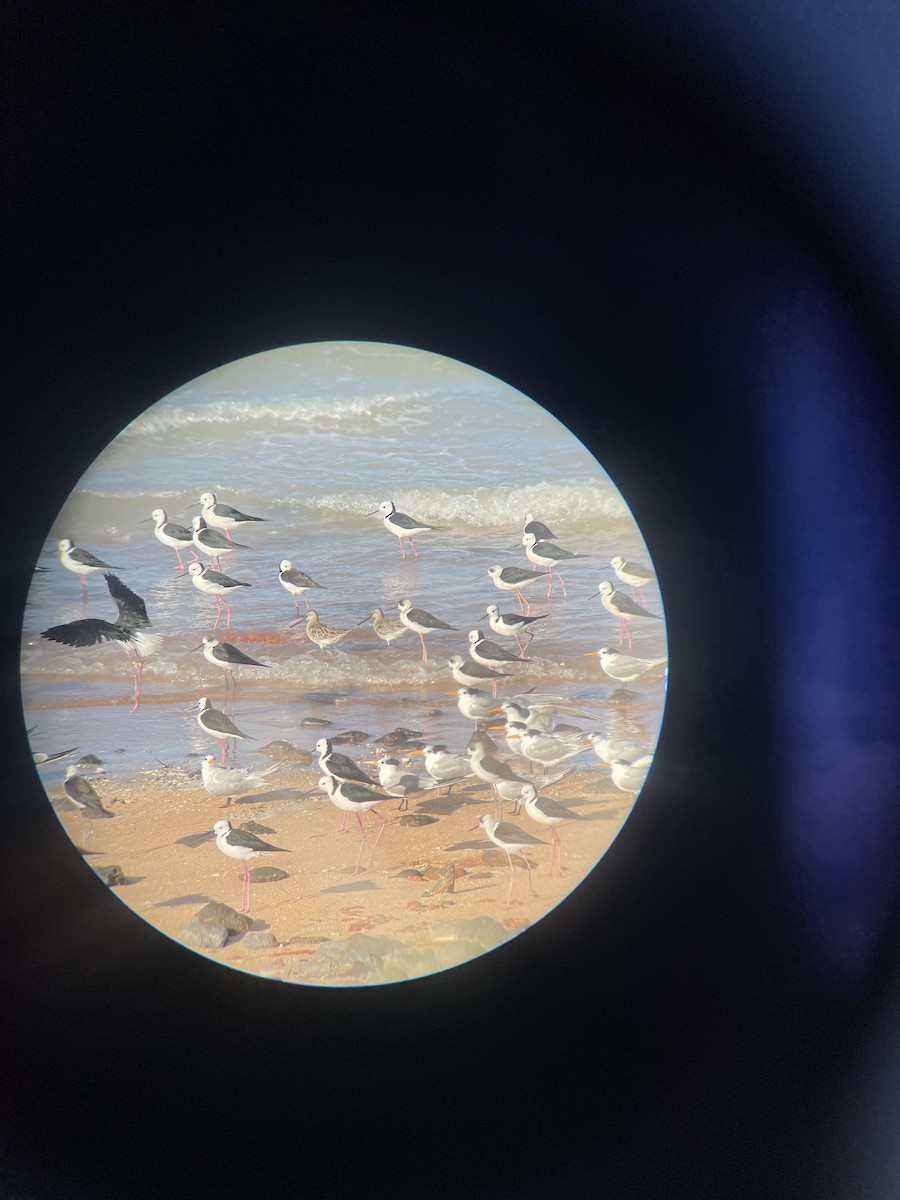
[53,759,633,985]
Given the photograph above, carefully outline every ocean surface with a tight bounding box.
[22,342,667,788]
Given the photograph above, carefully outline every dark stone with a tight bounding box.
[248,866,289,883]
[300,716,332,728]
[180,924,229,950]
[240,820,275,835]
[242,931,278,949]
[95,864,126,886]
[424,863,456,895]
[76,753,103,767]
[399,813,439,826]
[331,730,369,745]
[192,901,252,935]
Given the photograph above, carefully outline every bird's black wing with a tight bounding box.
[104,573,150,629]
[41,619,126,647]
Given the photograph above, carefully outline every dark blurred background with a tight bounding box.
[3,3,899,1196]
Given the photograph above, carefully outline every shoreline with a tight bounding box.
[52,760,633,986]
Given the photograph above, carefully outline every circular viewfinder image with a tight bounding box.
[22,342,667,986]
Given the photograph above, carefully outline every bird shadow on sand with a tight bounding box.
[153,893,213,907]
[228,787,309,806]
[411,786,492,817]
[175,830,217,848]
[319,879,379,894]
[445,837,491,852]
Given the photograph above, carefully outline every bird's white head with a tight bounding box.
[314,738,331,756]
[477,813,497,834]
[149,509,166,523]
[202,635,218,648]
[610,555,625,570]
[467,630,481,644]
[522,532,537,548]
[519,783,538,802]
[317,775,335,794]
[57,538,74,553]
[485,604,499,618]
[279,560,292,571]
[378,500,395,516]
[398,599,412,614]
[213,820,231,837]
[187,562,205,577]
[204,755,217,766]
[191,516,203,531]
[200,492,216,506]
[486,566,501,580]
[197,696,211,710]
[447,655,465,669]
[598,581,614,597]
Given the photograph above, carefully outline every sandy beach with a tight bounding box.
[52,755,633,986]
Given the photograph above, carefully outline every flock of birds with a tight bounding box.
[31,493,667,914]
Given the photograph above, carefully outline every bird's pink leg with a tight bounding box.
[339,812,350,833]
[515,634,525,657]
[505,850,515,904]
[292,594,301,616]
[225,528,233,542]
[304,594,311,612]
[525,854,537,895]
[367,808,388,869]
[213,596,223,631]
[490,677,499,700]
[223,598,233,630]
[419,632,428,662]
[551,827,562,877]
[352,813,368,874]
[399,537,406,560]
[545,566,553,596]
[515,588,525,614]
[555,567,568,600]
[241,860,251,912]
[409,537,418,560]
[624,619,633,650]
[175,548,186,570]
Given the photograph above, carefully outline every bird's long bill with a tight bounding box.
[174,570,190,579]
[182,501,201,514]
[192,644,204,651]
[405,749,425,756]
[586,591,601,601]
[365,509,380,516]
[583,651,600,657]
[138,517,153,524]
[354,615,371,626]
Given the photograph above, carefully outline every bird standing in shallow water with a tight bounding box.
[278,560,325,615]
[610,555,656,604]
[198,635,269,702]
[41,574,160,712]
[142,508,198,570]
[199,492,266,541]
[398,599,456,662]
[357,606,409,648]
[521,532,586,599]
[213,820,289,913]
[57,539,124,598]
[182,562,251,631]
[196,696,254,763]
[298,609,351,651]
[369,499,440,560]
[486,565,539,615]
[589,581,662,649]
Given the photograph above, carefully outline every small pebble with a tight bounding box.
[331,730,370,746]
[95,864,126,886]
[192,901,252,935]
[300,717,332,728]
[398,813,439,826]
[76,754,103,767]
[249,866,290,883]
[180,924,229,950]
[242,931,279,949]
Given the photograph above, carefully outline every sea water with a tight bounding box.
[21,342,666,783]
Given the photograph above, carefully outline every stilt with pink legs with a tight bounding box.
[199,491,267,545]
[520,783,589,878]
[40,573,160,713]
[318,777,389,874]
[197,635,269,703]
[213,820,290,913]
[369,499,440,560]
[487,565,539,615]
[590,581,663,650]
[610,555,656,607]
[57,539,124,598]
[278,560,326,615]
[196,696,254,764]
[141,509,199,570]
[484,604,548,659]
[521,532,587,600]
[473,813,546,903]
[397,599,456,662]
[449,654,511,700]
[182,561,251,631]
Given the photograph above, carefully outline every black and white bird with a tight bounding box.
[278,560,325,615]
[198,635,269,700]
[467,629,528,668]
[521,531,587,599]
[519,782,588,877]
[196,696,254,763]
[201,755,278,806]
[142,508,198,570]
[472,813,546,904]
[484,604,548,657]
[467,730,531,813]
[369,499,440,560]
[486,564,540,614]
[315,737,379,793]
[448,654,512,697]
[191,516,250,569]
[523,513,558,543]
[318,776,389,875]
[57,538,124,597]
[200,492,266,539]
[589,581,663,649]
[610,555,656,604]
[41,573,161,712]
[63,766,114,819]
[182,561,251,631]
[212,820,289,913]
[398,599,456,663]
[357,606,409,648]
